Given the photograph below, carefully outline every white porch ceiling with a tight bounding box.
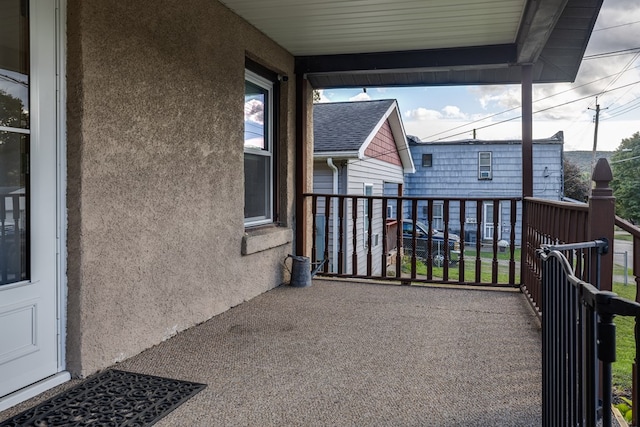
[220,0,604,87]
[219,0,527,56]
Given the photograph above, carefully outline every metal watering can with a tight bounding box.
[286,255,328,287]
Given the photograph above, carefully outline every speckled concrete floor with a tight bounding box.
[1,280,542,426]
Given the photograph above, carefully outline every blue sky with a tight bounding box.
[317,0,640,152]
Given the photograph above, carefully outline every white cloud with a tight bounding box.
[442,105,467,119]
[404,108,442,121]
[244,99,263,124]
[349,92,371,101]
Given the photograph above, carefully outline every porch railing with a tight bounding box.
[0,192,27,285]
[304,193,521,286]
[522,158,616,313]
[538,241,640,427]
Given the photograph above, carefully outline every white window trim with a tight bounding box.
[478,151,492,180]
[244,69,274,227]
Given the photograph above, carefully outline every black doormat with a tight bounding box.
[0,370,206,427]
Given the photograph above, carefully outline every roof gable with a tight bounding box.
[313,99,415,173]
[313,100,395,153]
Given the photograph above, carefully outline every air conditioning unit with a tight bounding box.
[480,171,491,179]
[466,218,477,224]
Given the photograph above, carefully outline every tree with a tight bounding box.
[0,90,28,189]
[611,132,640,223]
[563,158,590,202]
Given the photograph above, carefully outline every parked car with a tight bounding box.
[402,220,461,267]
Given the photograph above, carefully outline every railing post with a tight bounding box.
[588,158,615,292]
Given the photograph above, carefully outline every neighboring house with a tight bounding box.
[0,0,602,412]
[313,100,415,275]
[404,132,565,244]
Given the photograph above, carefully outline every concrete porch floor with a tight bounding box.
[1,280,542,426]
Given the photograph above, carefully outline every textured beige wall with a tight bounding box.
[66,0,297,376]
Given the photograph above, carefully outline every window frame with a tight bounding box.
[478,151,492,180]
[244,68,275,227]
[422,153,432,167]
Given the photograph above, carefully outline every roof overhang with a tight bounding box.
[220,0,603,88]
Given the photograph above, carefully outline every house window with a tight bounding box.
[478,151,492,180]
[433,202,443,230]
[422,154,432,167]
[244,69,274,226]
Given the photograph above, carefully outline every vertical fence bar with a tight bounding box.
[411,200,418,279]
[475,200,482,283]
[396,197,402,279]
[366,195,373,277]
[443,199,450,280]
[323,196,331,273]
[492,199,499,284]
[381,198,388,278]
[509,199,516,284]
[351,196,358,275]
[426,201,433,279]
[311,196,317,264]
[338,196,345,274]
[459,200,466,283]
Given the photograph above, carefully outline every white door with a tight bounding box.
[0,0,61,398]
[483,202,500,241]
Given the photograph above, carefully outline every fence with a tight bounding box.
[539,241,640,427]
[305,193,521,286]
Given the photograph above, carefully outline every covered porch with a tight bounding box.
[1,280,541,426]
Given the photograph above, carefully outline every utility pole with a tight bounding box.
[589,97,607,174]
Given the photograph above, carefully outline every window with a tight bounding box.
[422,153,432,167]
[478,151,492,180]
[244,69,274,226]
[1,1,30,285]
[432,202,443,230]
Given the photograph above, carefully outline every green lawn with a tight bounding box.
[613,281,638,395]
[400,253,520,284]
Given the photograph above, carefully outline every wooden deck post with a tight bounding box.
[295,74,312,256]
[588,158,615,292]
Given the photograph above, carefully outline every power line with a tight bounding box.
[421,67,640,141]
[424,80,640,142]
[583,47,640,60]
[593,20,640,32]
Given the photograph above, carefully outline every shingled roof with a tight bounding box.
[313,100,396,153]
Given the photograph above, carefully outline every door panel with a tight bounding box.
[0,0,60,398]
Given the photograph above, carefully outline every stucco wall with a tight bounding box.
[66,0,297,376]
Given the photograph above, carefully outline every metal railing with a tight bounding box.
[539,241,640,427]
[305,193,521,286]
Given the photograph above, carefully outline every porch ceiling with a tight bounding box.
[220,0,604,88]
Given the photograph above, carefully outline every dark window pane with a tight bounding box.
[244,153,270,220]
[0,132,28,285]
[0,0,30,129]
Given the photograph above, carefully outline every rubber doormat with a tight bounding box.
[0,370,206,427]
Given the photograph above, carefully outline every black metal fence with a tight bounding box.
[538,240,640,427]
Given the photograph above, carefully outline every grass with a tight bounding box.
[613,281,638,395]
[400,250,520,284]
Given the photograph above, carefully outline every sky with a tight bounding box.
[316,0,640,152]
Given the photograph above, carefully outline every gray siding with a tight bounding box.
[312,158,404,275]
[404,141,563,245]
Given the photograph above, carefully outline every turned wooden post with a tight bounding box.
[588,158,615,292]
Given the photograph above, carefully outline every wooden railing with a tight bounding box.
[0,192,28,285]
[304,193,521,286]
[521,158,616,313]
